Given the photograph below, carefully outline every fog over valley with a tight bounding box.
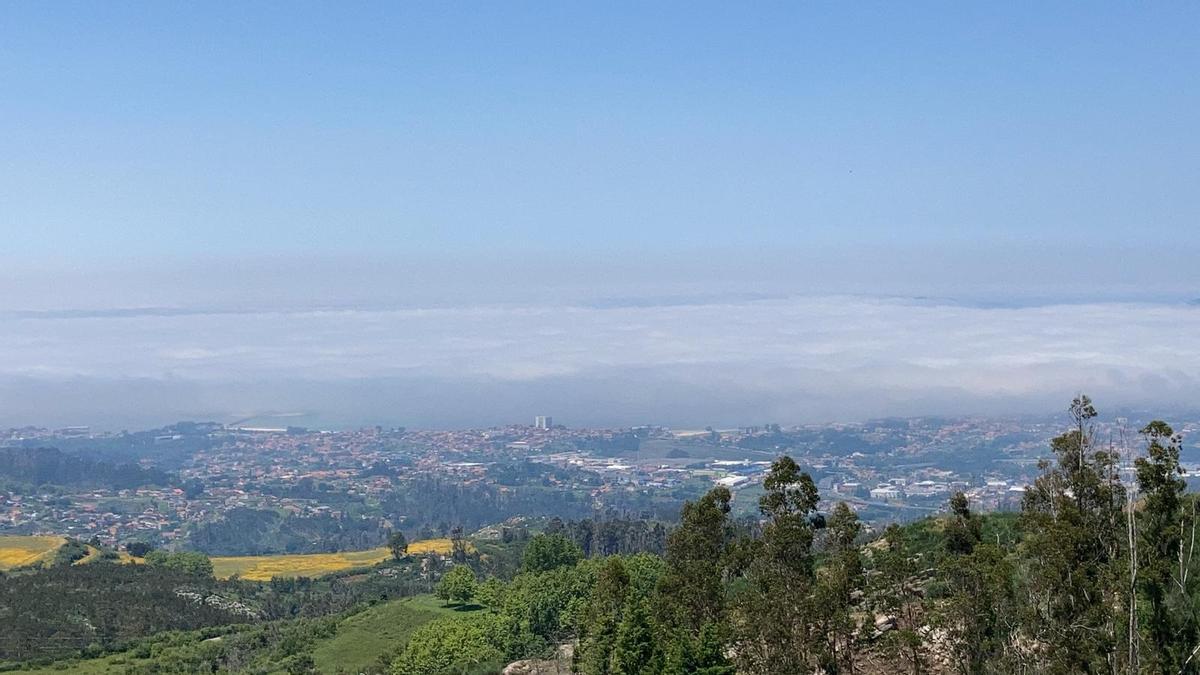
[3,281,1198,429]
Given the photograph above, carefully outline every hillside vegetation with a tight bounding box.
[6,396,1199,675]
[11,594,473,675]
[0,535,65,570]
[211,538,460,580]
[376,396,1200,675]
[0,535,454,579]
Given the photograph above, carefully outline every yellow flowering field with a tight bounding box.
[210,538,462,581]
[0,535,66,570]
[0,534,462,579]
[406,538,458,555]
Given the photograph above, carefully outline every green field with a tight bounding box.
[311,595,482,673]
[11,594,479,675]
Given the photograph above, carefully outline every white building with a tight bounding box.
[870,485,903,501]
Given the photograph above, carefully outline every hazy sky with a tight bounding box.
[2,2,1198,261]
[0,3,1197,428]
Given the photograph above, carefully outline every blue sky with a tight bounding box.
[1,3,1199,428]
[2,2,1197,264]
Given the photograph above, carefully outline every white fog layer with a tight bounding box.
[1,295,1197,429]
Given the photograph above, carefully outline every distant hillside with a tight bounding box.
[6,422,223,469]
[0,564,246,664]
[9,594,471,675]
[185,507,391,556]
[0,446,170,490]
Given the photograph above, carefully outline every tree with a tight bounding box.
[654,486,733,637]
[450,525,469,563]
[475,576,505,610]
[610,597,658,674]
[576,557,631,675]
[391,615,506,675]
[732,456,822,674]
[938,495,1016,675]
[815,501,863,673]
[387,531,408,561]
[943,491,981,556]
[144,550,214,577]
[872,524,926,675]
[1019,395,1126,673]
[125,541,154,558]
[521,532,583,574]
[1134,420,1195,672]
[685,622,736,675]
[436,564,477,605]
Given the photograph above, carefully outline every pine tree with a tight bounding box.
[576,557,631,675]
[660,622,735,675]
[610,597,658,674]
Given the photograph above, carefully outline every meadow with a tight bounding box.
[11,594,472,675]
[0,535,148,570]
[0,535,66,570]
[310,594,478,673]
[210,538,459,581]
[1,534,457,579]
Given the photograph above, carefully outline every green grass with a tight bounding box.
[10,595,484,675]
[886,510,1023,559]
[310,595,484,674]
[11,653,127,674]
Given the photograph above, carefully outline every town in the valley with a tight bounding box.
[5,412,1195,551]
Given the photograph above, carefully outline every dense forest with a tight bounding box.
[380,477,594,535]
[550,514,670,559]
[185,507,392,556]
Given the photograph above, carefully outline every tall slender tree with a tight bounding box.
[873,523,927,675]
[938,493,1016,673]
[653,486,733,637]
[610,597,658,674]
[732,456,822,673]
[1019,395,1127,673]
[576,557,630,675]
[816,501,864,673]
[1134,420,1195,672]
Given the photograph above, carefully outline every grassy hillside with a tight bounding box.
[210,537,462,580]
[888,509,1021,556]
[211,547,392,581]
[0,535,66,569]
[11,594,477,675]
[311,595,481,673]
[1,535,456,578]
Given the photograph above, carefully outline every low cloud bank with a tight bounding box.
[1,295,1197,428]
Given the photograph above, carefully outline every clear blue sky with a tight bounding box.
[2,2,1197,265]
